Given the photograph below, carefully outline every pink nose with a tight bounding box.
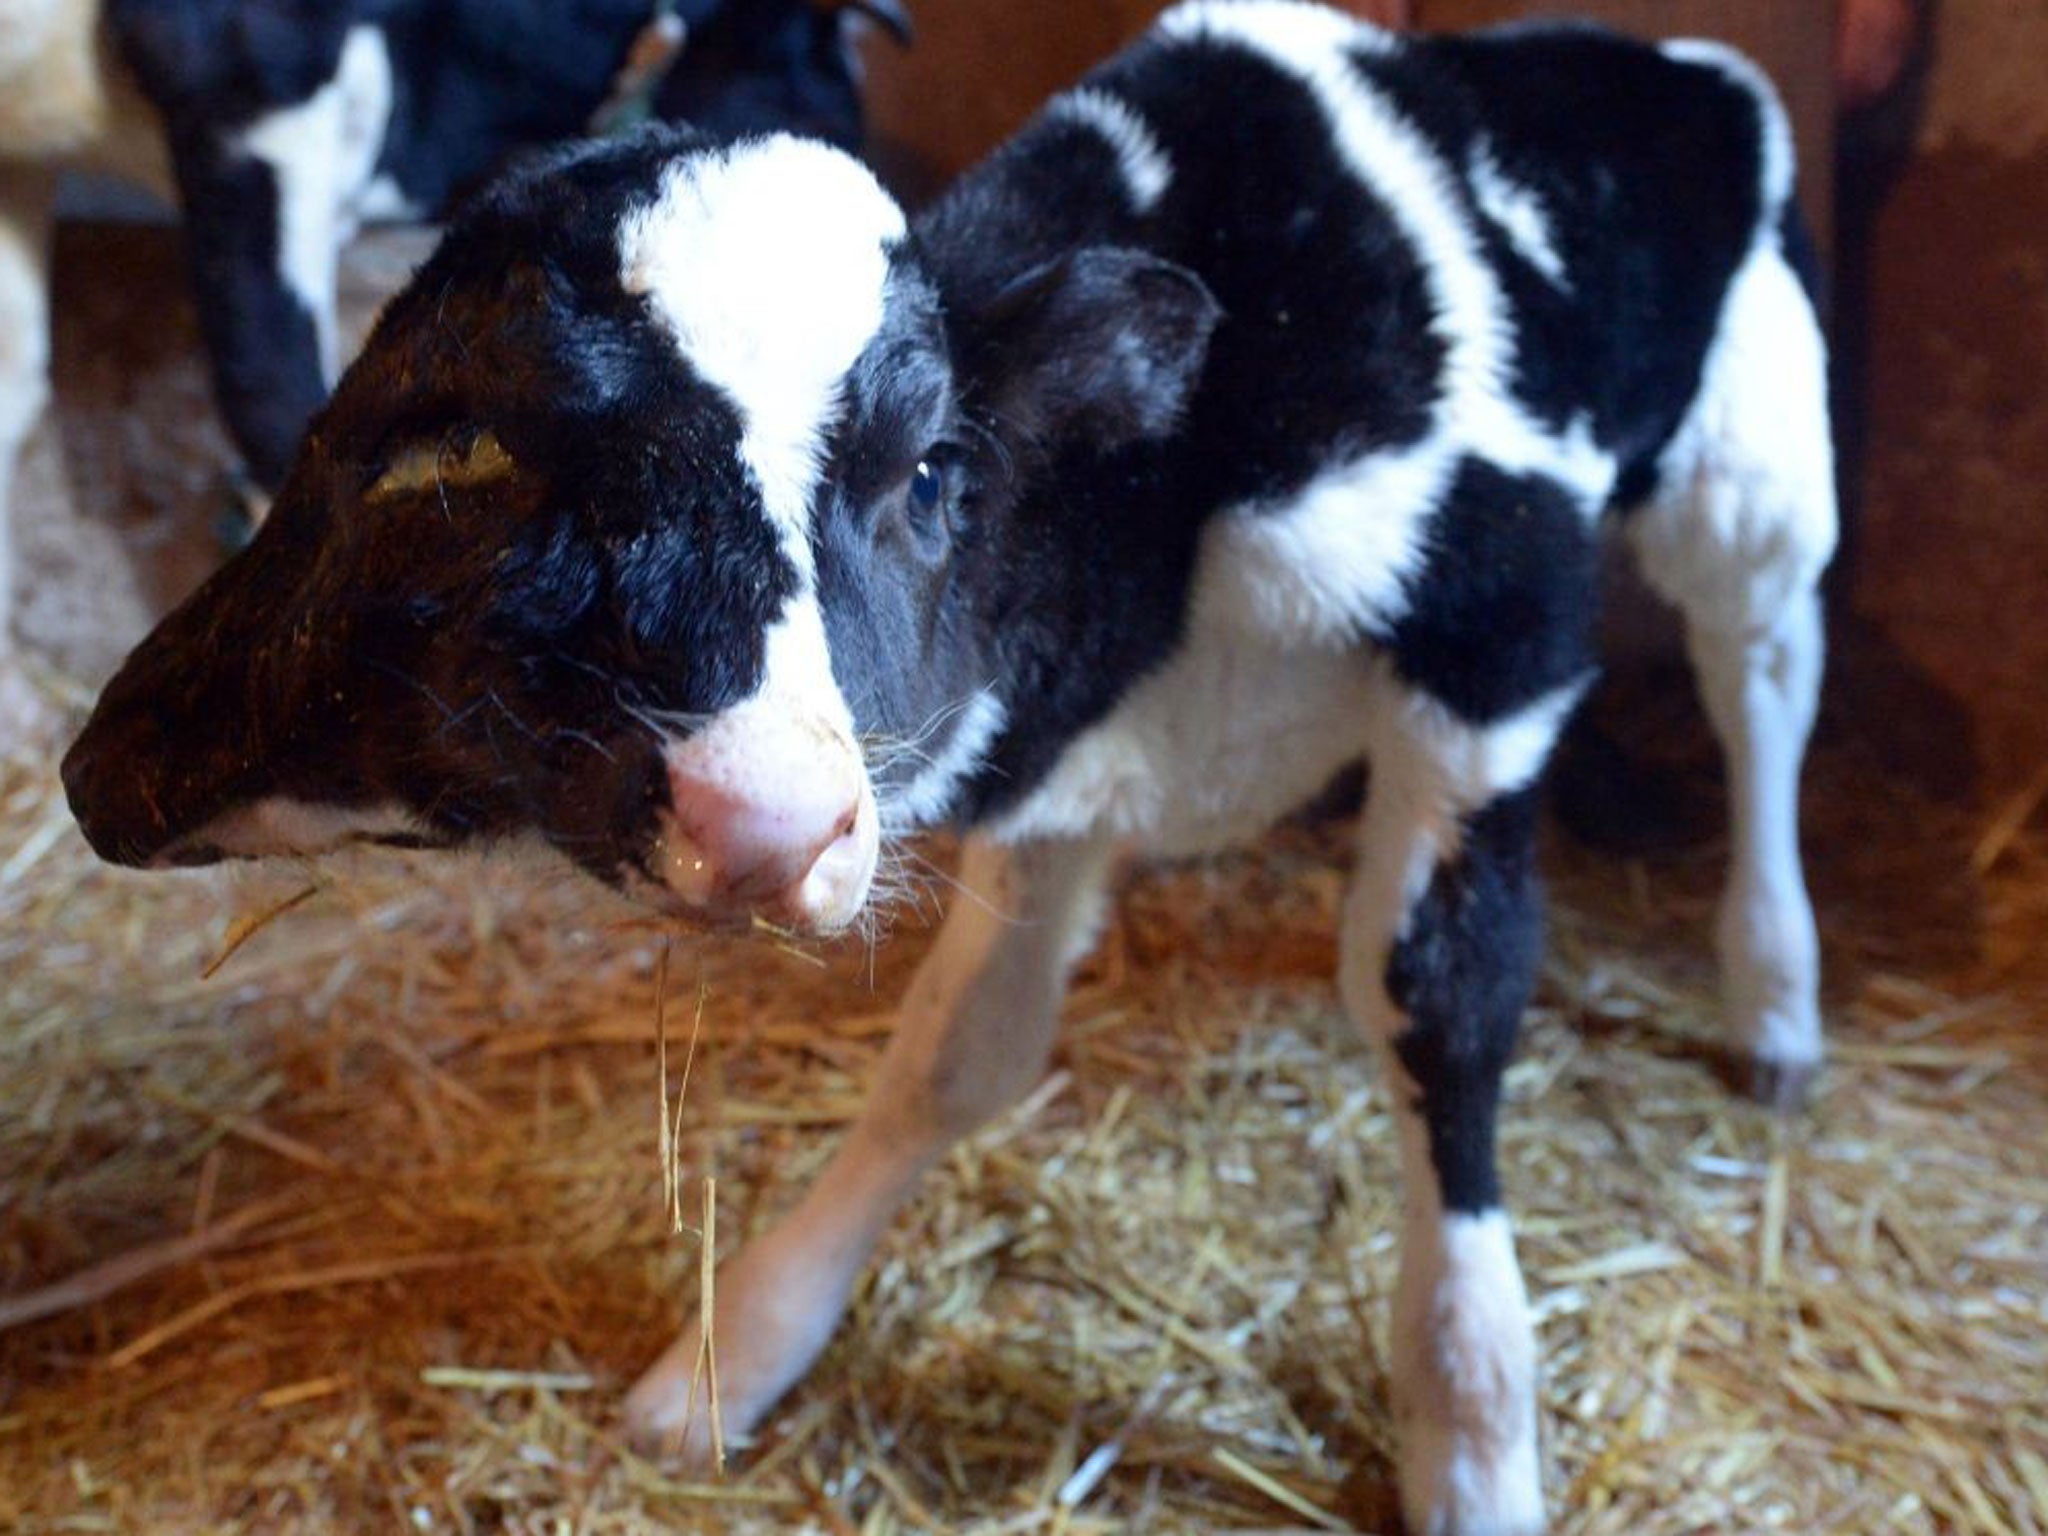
[661,764,862,919]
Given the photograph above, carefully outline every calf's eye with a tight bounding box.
[366,427,515,504]
[909,459,944,516]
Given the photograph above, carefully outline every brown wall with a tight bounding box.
[861,2,1405,194]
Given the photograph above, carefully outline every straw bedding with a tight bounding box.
[2,698,2043,1533]
[7,133,2047,1531]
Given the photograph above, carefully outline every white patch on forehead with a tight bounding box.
[755,591,857,733]
[1469,145,1567,289]
[1045,88,1174,213]
[619,136,906,582]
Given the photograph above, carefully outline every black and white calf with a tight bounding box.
[63,3,1835,1528]
[0,0,904,727]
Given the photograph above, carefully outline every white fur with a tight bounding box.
[1690,593,1825,1072]
[996,632,1584,863]
[1389,1210,1544,1536]
[1630,238,1833,1074]
[757,595,859,742]
[159,797,423,862]
[1369,671,1590,816]
[1160,0,1396,59]
[1045,87,1174,213]
[236,25,396,381]
[1469,144,1568,289]
[1197,439,1450,643]
[1635,244,1836,631]
[993,642,1381,853]
[880,687,1007,835]
[619,136,905,583]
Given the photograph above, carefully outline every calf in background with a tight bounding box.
[0,0,907,732]
[64,3,1835,1530]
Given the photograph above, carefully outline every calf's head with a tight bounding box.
[63,127,1218,933]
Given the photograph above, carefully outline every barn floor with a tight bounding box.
[6,66,2048,1536]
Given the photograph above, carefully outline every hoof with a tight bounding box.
[621,1331,727,1469]
[1396,1435,1546,1536]
[1744,1053,1822,1114]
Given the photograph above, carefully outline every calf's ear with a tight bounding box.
[969,246,1221,451]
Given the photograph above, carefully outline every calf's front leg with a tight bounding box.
[625,834,1113,1461]
[1341,694,1565,1536]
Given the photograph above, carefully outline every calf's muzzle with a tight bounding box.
[62,681,252,870]
[653,708,878,934]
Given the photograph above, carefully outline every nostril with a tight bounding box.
[654,827,721,908]
[661,766,864,913]
[784,811,876,933]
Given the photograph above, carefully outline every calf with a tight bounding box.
[63,3,1835,1529]
[0,0,905,730]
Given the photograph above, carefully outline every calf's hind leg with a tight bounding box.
[625,834,1113,1462]
[1341,684,1574,1536]
[1630,243,1836,1107]
[1676,589,1826,1108]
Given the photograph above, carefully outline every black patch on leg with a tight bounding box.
[170,133,329,491]
[1383,459,1599,725]
[1386,788,1543,1215]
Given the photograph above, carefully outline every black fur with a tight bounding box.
[1354,23,1767,486]
[1384,459,1599,724]
[164,130,330,489]
[1386,788,1544,1214]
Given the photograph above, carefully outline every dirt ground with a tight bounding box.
[3,3,2045,1532]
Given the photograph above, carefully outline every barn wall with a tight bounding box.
[860,1,1406,194]
[1846,0,2048,800]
